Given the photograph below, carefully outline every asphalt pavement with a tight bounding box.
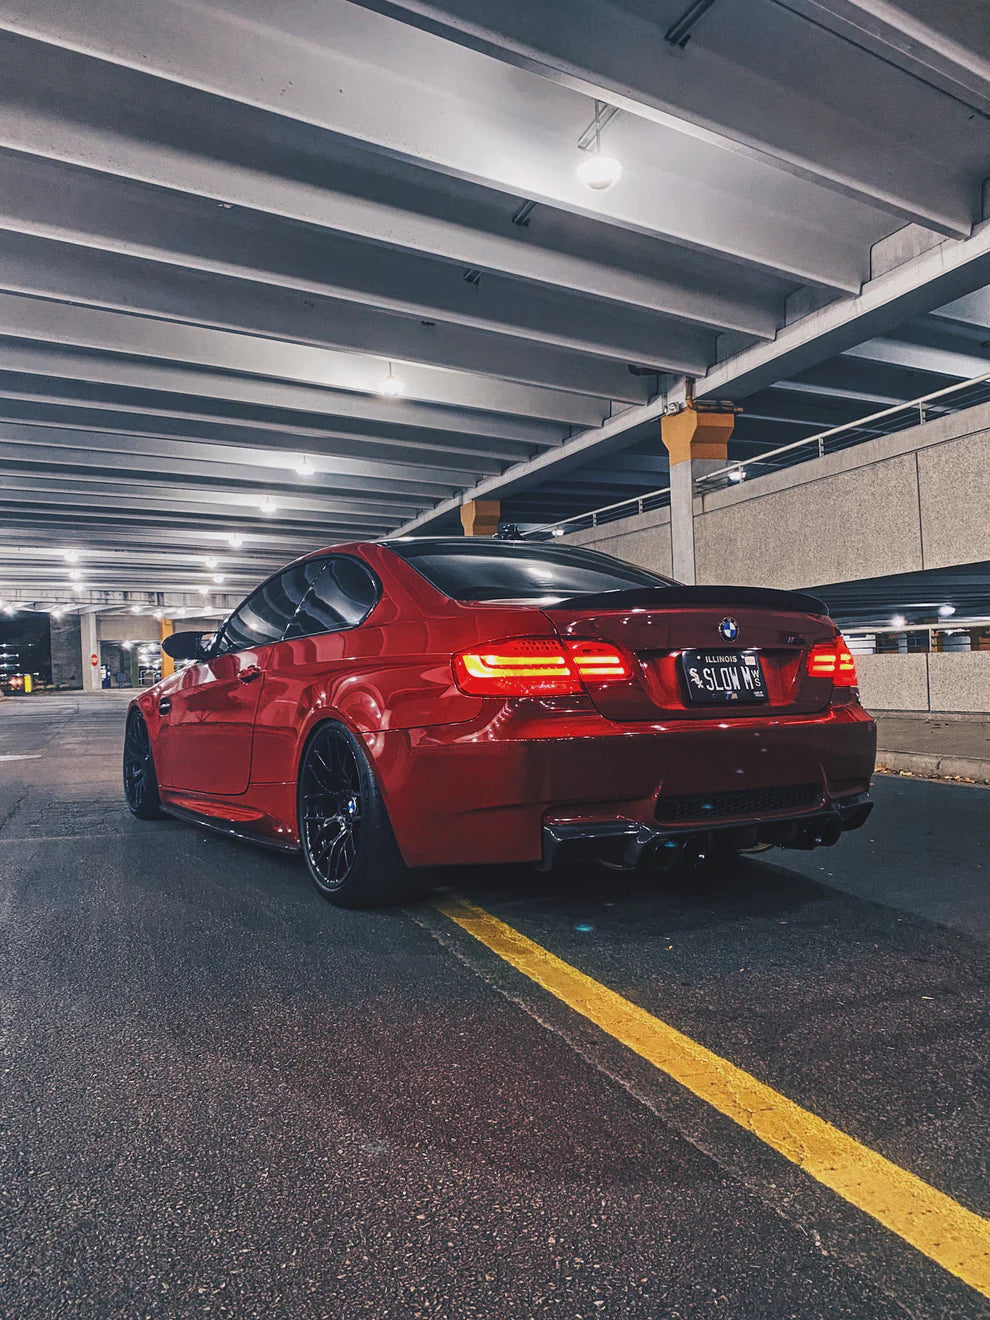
[1,693,987,1320]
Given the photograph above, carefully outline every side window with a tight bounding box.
[216,561,323,654]
[284,557,380,638]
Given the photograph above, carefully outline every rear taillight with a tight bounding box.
[807,636,858,686]
[453,637,632,696]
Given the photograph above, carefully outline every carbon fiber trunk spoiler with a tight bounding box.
[551,585,830,615]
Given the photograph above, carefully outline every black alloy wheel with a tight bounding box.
[297,721,420,908]
[123,710,163,819]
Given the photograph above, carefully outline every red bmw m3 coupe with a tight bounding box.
[124,538,876,907]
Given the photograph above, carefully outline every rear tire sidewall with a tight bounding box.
[297,720,418,909]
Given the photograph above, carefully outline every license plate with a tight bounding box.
[681,649,767,704]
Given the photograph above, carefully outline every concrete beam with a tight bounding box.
[0,423,461,494]
[0,152,778,343]
[0,291,608,426]
[347,0,983,232]
[394,217,990,528]
[783,0,990,113]
[0,8,877,288]
[0,233,675,396]
[0,439,455,505]
[0,473,414,523]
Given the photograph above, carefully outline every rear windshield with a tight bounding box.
[387,540,676,602]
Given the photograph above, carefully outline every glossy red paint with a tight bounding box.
[132,541,877,868]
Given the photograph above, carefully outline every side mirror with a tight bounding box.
[161,631,209,661]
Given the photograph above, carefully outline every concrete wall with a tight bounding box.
[564,399,990,588]
[696,401,990,588]
[856,651,990,713]
[565,507,673,577]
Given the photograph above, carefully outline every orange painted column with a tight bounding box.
[159,617,174,679]
[460,499,501,536]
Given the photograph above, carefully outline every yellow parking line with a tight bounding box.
[435,895,990,1299]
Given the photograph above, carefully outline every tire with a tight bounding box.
[123,709,164,819]
[297,720,422,909]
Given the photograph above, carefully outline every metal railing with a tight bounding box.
[526,368,990,536]
[524,482,671,540]
[695,368,990,492]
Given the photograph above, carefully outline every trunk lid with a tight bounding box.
[540,585,837,721]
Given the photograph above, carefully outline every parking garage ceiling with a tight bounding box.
[1,0,989,608]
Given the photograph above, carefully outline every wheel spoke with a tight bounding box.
[302,729,364,890]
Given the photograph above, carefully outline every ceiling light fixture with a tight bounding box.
[72,584,84,594]
[938,604,956,617]
[63,549,80,563]
[377,362,406,397]
[890,614,907,628]
[202,556,219,569]
[257,496,278,516]
[227,534,244,549]
[68,569,83,582]
[551,527,565,538]
[198,585,211,596]
[576,99,622,191]
[212,574,225,585]
[295,454,316,478]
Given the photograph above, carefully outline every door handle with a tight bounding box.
[238,665,262,684]
[158,696,172,715]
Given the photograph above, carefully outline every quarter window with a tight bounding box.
[216,561,323,654]
[285,557,379,638]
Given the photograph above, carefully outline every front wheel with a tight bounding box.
[297,721,422,908]
[123,710,163,819]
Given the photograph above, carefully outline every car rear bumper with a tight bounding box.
[539,793,873,872]
[371,702,877,868]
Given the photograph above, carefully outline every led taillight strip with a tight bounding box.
[807,635,858,686]
[453,637,632,696]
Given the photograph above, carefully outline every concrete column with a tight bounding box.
[79,611,101,692]
[50,614,83,689]
[660,404,736,583]
[460,499,500,536]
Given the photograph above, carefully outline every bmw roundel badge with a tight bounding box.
[718,616,739,642]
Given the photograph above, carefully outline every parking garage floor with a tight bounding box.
[1,694,988,1320]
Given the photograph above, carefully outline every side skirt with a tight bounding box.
[160,802,302,854]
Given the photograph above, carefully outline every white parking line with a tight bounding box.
[0,754,43,761]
